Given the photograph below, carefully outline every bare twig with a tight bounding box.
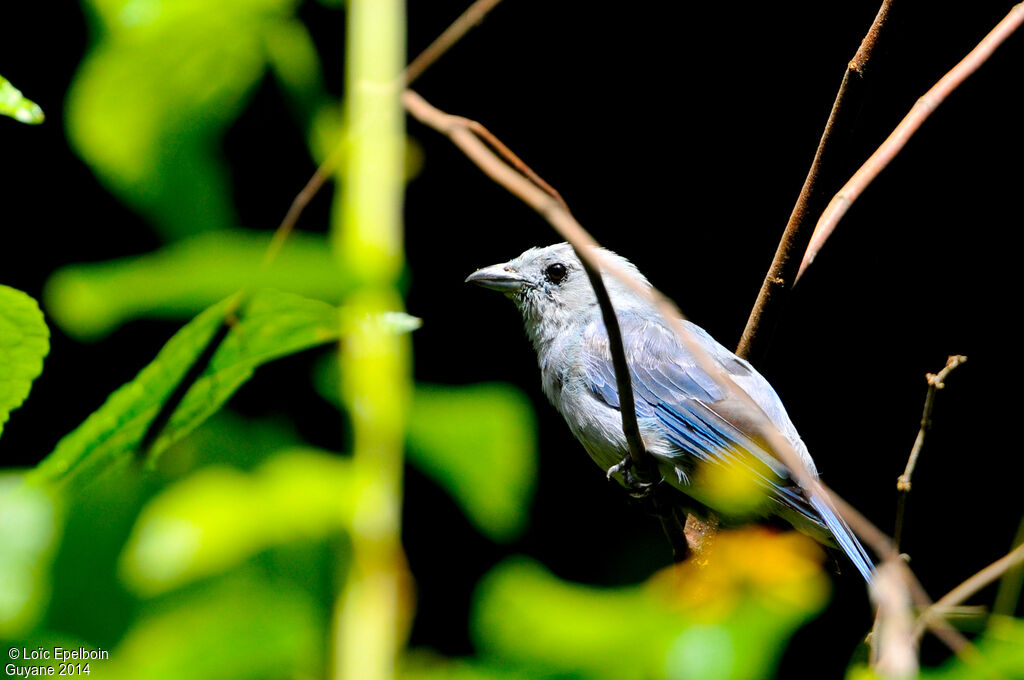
[580,259,657,481]
[403,81,987,656]
[894,355,967,550]
[914,543,1024,643]
[737,0,894,362]
[993,516,1024,616]
[404,88,840,554]
[402,0,505,85]
[870,561,919,680]
[403,88,666,504]
[797,3,1024,281]
[263,0,507,268]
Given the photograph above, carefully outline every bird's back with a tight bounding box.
[538,308,873,581]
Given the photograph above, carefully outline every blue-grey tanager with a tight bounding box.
[466,243,874,581]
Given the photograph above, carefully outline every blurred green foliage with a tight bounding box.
[847,616,1024,680]
[0,285,49,438]
[45,231,347,340]
[66,0,325,237]
[120,448,354,596]
[471,529,830,680]
[316,366,538,542]
[920,616,1024,679]
[407,383,537,541]
[0,476,61,637]
[0,74,44,124]
[2,0,1022,678]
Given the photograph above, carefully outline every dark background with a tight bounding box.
[2,1,1022,675]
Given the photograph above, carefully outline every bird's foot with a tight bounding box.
[607,456,655,498]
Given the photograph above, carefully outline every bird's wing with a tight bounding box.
[581,314,819,520]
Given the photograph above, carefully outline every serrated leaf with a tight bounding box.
[0,285,50,440]
[66,0,321,236]
[29,289,340,488]
[44,230,346,340]
[407,383,536,541]
[121,448,354,596]
[0,74,44,124]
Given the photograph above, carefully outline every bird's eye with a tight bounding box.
[545,263,568,284]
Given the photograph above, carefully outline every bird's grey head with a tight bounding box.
[465,243,652,350]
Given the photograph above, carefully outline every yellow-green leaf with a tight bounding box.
[121,449,354,596]
[0,475,62,637]
[0,74,44,124]
[29,289,340,488]
[45,230,346,340]
[407,383,537,541]
[107,573,323,680]
[66,0,321,236]
[0,285,50,439]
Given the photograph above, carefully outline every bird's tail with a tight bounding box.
[809,494,875,583]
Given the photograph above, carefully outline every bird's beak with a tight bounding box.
[465,263,530,293]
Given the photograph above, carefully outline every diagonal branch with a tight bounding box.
[894,354,967,550]
[737,0,894,362]
[797,3,1024,281]
[264,0,507,268]
[403,87,980,654]
[914,542,1024,644]
[401,90,659,482]
[403,0,505,85]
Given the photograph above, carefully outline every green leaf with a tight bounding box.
[44,230,346,340]
[314,368,536,541]
[66,0,319,236]
[263,18,329,124]
[157,409,305,474]
[29,289,341,488]
[473,531,830,680]
[107,573,324,680]
[0,285,50,439]
[407,383,536,541]
[401,653,534,680]
[120,448,355,596]
[0,475,62,637]
[472,558,683,680]
[0,74,44,124]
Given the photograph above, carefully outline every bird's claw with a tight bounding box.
[608,456,655,498]
[606,457,630,481]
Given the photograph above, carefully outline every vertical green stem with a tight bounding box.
[331,1,408,679]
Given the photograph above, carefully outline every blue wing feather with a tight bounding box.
[581,313,874,582]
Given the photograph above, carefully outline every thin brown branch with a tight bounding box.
[460,118,569,210]
[403,88,833,553]
[263,0,506,268]
[403,87,683,542]
[894,355,967,550]
[737,0,894,362]
[797,3,1024,281]
[403,85,984,656]
[993,515,1024,616]
[401,90,658,476]
[263,162,336,267]
[914,543,1024,643]
[402,0,505,85]
[869,561,919,679]
[825,493,972,655]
